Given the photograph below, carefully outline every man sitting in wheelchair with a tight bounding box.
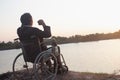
[17,13,68,74]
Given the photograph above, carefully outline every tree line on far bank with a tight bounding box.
[1,30,120,50]
[0,41,20,50]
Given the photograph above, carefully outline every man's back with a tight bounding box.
[17,13,51,62]
[17,25,51,62]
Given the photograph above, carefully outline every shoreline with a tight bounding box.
[0,38,119,51]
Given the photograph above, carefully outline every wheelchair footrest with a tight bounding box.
[57,65,68,74]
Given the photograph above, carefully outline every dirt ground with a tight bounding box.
[0,71,120,80]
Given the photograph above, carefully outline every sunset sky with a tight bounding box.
[0,0,120,42]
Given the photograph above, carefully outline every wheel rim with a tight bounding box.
[12,53,33,79]
[34,52,58,80]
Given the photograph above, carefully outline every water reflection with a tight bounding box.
[60,39,120,73]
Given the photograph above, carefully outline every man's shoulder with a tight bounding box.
[17,26,39,30]
[30,27,42,32]
[17,27,22,31]
[31,27,39,29]
[17,26,42,33]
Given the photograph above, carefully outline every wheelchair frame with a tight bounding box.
[12,38,68,80]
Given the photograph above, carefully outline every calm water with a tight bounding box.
[1,39,120,74]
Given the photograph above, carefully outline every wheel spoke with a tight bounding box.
[34,52,58,80]
[12,53,34,79]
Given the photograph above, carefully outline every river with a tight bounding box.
[1,39,120,74]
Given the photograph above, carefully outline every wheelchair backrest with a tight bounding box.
[14,36,42,63]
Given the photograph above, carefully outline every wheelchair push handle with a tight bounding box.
[14,38,19,42]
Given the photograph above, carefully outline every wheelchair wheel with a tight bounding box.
[58,65,68,74]
[59,54,69,73]
[12,53,33,80]
[33,52,58,80]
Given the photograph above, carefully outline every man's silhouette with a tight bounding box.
[17,13,51,62]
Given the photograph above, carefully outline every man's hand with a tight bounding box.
[37,19,46,27]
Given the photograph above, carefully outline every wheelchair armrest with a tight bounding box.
[43,38,57,46]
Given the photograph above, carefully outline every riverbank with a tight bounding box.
[0,71,120,80]
[1,29,120,51]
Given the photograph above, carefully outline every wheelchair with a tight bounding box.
[12,37,68,80]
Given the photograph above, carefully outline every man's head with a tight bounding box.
[20,13,33,26]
